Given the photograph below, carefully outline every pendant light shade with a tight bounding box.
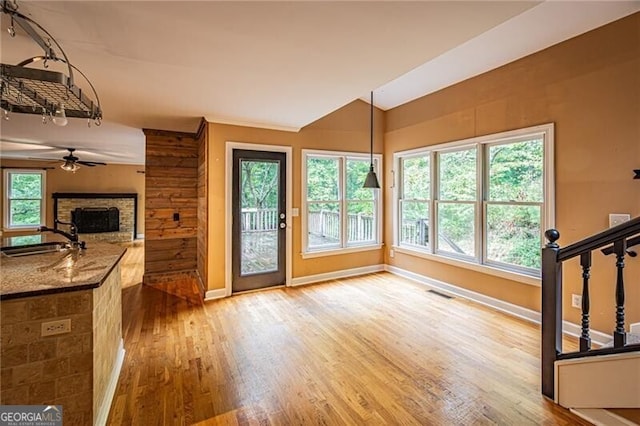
[363,91,380,189]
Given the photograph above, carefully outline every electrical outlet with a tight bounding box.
[389,249,395,258]
[571,294,582,309]
[41,319,71,337]
[609,213,630,228]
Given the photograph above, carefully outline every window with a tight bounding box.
[394,124,553,278]
[3,170,46,230]
[437,147,478,258]
[302,150,382,256]
[399,155,430,249]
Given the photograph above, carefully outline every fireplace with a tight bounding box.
[72,207,120,233]
[53,193,138,243]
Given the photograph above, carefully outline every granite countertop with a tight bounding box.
[0,238,126,300]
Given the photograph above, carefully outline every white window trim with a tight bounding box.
[3,169,47,231]
[392,123,554,285]
[301,149,383,258]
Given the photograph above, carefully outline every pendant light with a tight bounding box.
[363,91,380,189]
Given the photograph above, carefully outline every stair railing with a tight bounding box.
[541,216,640,400]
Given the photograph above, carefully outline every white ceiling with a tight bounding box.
[1,1,639,166]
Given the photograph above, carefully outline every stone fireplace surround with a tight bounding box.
[53,193,138,243]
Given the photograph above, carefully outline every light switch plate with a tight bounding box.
[609,213,630,228]
[291,208,299,217]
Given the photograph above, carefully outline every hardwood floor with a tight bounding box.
[108,259,589,425]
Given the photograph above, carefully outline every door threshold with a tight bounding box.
[232,284,286,295]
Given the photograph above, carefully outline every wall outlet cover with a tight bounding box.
[609,213,631,228]
[41,319,71,337]
[571,294,582,309]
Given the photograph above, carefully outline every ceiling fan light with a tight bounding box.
[52,104,68,126]
[61,160,79,172]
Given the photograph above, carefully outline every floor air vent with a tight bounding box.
[427,289,453,299]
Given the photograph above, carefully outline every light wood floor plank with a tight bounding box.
[109,258,588,425]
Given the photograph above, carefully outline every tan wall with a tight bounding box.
[384,13,640,333]
[0,159,145,237]
[206,100,385,290]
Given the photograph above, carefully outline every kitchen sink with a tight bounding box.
[1,242,71,257]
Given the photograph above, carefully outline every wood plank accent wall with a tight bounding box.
[196,121,208,291]
[143,128,199,280]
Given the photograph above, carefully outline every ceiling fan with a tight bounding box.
[60,148,106,172]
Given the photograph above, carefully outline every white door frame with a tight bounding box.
[225,141,293,296]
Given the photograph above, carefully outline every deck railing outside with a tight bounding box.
[240,208,377,242]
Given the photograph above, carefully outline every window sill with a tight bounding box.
[3,226,41,233]
[392,246,540,287]
[302,244,383,259]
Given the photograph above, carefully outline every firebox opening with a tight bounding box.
[71,207,120,233]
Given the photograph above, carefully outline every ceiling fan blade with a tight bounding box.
[27,157,62,162]
[77,160,107,166]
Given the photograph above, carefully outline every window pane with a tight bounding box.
[438,149,476,201]
[347,201,375,244]
[307,202,340,249]
[400,200,429,248]
[437,203,475,256]
[10,200,41,226]
[346,159,373,200]
[10,173,42,199]
[488,139,543,202]
[402,156,430,200]
[307,158,339,201]
[240,160,279,210]
[487,204,541,269]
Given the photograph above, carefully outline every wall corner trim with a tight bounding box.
[384,265,611,347]
[204,288,227,301]
[290,264,385,287]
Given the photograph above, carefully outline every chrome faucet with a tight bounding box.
[38,219,86,249]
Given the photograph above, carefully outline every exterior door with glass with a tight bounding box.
[232,149,286,292]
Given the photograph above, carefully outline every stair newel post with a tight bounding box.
[613,239,627,348]
[541,229,562,400]
[579,252,591,352]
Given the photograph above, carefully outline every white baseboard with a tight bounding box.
[630,322,640,334]
[135,233,144,239]
[384,265,611,347]
[96,339,125,426]
[290,264,385,287]
[571,408,638,426]
[204,288,227,301]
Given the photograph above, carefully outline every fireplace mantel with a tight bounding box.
[52,193,138,239]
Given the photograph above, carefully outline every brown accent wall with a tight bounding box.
[196,121,209,292]
[0,159,145,237]
[144,129,199,279]
[206,100,385,290]
[383,13,640,332]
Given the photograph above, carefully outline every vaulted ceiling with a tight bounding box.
[1,1,638,165]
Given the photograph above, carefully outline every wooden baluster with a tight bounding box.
[580,252,591,352]
[541,229,562,400]
[613,239,627,348]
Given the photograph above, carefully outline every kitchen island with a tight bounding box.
[0,236,126,425]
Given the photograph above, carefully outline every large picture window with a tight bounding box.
[3,169,46,230]
[393,124,553,277]
[303,150,382,257]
